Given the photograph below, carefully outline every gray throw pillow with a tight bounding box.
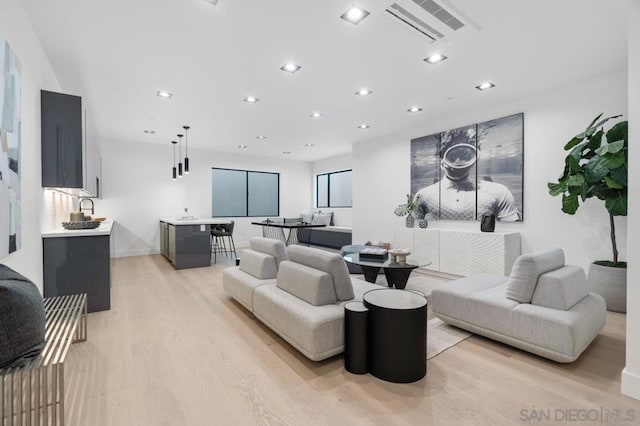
[0,265,46,368]
[301,213,314,224]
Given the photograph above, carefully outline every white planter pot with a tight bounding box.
[588,263,627,313]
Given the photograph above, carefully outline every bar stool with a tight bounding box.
[211,221,236,263]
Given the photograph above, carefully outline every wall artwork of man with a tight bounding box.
[411,113,524,222]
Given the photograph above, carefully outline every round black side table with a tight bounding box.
[344,302,369,374]
[363,288,428,383]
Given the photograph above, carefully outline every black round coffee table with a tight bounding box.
[343,253,426,289]
[363,288,428,383]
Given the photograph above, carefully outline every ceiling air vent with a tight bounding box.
[411,0,464,31]
[385,0,477,43]
[386,3,444,42]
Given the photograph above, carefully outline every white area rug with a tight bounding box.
[353,270,472,360]
[427,317,472,359]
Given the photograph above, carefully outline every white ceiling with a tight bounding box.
[21,0,628,162]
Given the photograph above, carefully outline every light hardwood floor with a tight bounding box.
[63,255,640,426]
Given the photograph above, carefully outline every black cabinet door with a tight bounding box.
[43,235,111,313]
[41,90,83,188]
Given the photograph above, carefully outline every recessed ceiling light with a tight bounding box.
[476,81,496,91]
[407,106,422,113]
[424,53,448,64]
[283,151,291,154]
[243,96,260,103]
[355,88,373,96]
[280,63,302,73]
[305,143,315,147]
[156,91,173,99]
[358,124,371,129]
[256,135,267,139]
[144,130,156,134]
[340,6,370,25]
[310,112,324,119]
[238,145,248,149]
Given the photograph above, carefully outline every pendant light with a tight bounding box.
[177,134,184,177]
[183,125,190,174]
[171,141,177,180]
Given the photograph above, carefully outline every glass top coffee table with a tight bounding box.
[343,253,430,289]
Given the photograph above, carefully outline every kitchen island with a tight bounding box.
[42,221,114,312]
[159,218,231,269]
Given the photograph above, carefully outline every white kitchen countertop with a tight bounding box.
[159,218,232,226]
[42,221,114,238]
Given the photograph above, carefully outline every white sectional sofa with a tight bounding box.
[432,248,606,362]
[223,238,380,361]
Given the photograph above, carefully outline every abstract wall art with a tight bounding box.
[0,37,22,257]
[411,113,524,222]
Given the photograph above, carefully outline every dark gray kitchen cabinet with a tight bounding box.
[41,90,84,188]
[43,235,111,312]
[159,221,211,269]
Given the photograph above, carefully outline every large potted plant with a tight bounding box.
[548,113,628,312]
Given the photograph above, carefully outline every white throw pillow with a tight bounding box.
[311,212,332,226]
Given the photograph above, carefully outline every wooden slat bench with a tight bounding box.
[1,294,87,426]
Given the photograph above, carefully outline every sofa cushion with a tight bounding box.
[286,245,354,301]
[505,248,565,303]
[223,267,275,311]
[0,265,46,369]
[239,249,278,279]
[253,284,346,361]
[276,261,337,306]
[249,237,288,266]
[432,274,512,323]
[531,265,588,310]
[301,213,314,224]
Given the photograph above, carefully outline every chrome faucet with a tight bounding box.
[79,198,95,215]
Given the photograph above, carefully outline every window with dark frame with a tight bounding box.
[211,167,280,217]
[316,169,352,208]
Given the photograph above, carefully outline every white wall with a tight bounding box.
[0,0,69,292]
[622,0,640,400]
[353,70,628,272]
[94,140,312,256]
[312,153,352,227]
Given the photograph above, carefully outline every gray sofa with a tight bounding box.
[432,248,606,362]
[222,238,379,361]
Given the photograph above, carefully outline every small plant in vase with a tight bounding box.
[394,194,428,228]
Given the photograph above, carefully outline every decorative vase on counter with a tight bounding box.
[405,215,414,228]
[418,219,428,229]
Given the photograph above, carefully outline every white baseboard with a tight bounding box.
[417,268,462,280]
[113,248,160,258]
[622,368,640,400]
